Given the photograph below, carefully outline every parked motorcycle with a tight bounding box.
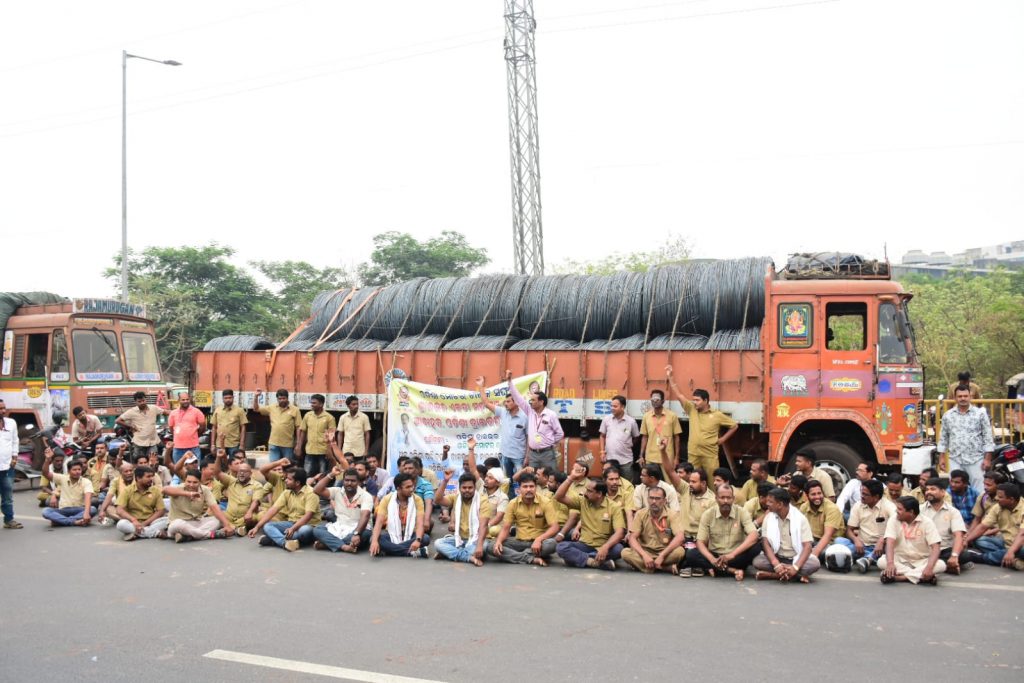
[991,441,1024,485]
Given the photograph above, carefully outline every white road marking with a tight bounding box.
[813,572,1024,592]
[203,650,447,682]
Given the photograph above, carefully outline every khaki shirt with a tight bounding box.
[680,400,737,461]
[884,487,909,503]
[743,496,766,527]
[698,505,756,555]
[802,467,836,498]
[981,499,1024,545]
[920,501,967,549]
[222,474,263,524]
[118,405,163,447]
[683,488,717,536]
[272,485,322,525]
[849,498,897,546]
[85,457,116,492]
[50,473,94,509]
[504,496,557,541]
[300,410,336,455]
[339,411,372,456]
[910,487,952,506]
[117,481,164,520]
[564,494,625,548]
[441,492,493,541]
[639,409,682,464]
[634,481,680,512]
[538,487,570,525]
[107,476,129,503]
[799,499,846,540]
[631,507,685,553]
[258,404,302,448]
[884,514,941,563]
[211,405,248,448]
[607,486,635,513]
[169,485,218,522]
[972,492,997,522]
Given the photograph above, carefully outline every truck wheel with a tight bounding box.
[785,440,865,494]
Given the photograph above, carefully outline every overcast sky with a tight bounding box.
[2,0,1021,297]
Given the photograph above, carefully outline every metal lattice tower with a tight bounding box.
[504,0,544,275]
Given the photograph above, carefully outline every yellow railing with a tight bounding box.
[923,399,1024,447]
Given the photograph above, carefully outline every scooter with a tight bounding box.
[991,442,1024,485]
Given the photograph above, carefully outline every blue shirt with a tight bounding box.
[415,475,435,501]
[950,487,977,525]
[495,405,528,461]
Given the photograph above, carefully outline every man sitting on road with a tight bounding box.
[712,468,744,506]
[884,472,910,503]
[834,479,896,573]
[622,485,686,575]
[836,461,876,518]
[684,484,760,580]
[215,460,262,535]
[920,477,971,574]
[248,468,321,552]
[115,465,168,541]
[555,463,626,571]
[739,459,775,508]
[163,469,234,542]
[603,466,635,531]
[800,479,845,566]
[948,469,978,526]
[665,462,716,548]
[878,496,944,585]
[634,463,680,512]
[487,473,559,566]
[744,482,773,530]
[312,466,374,553]
[84,442,117,506]
[41,450,95,527]
[432,472,492,565]
[786,474,808,508]
[370,473,428,558]
[963,483,1024,570]
[969,471,1005,534]
[752,487,820,583]
[792,451,835,501]
[97,461,135,525]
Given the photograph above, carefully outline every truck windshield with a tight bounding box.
[878,302,910,364]
[122,332,161,381]
[72,329,122,380]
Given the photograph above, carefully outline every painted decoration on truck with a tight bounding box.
[385,371,548,480]
[820,371,871,398]
[780,374,808,396]
[778,303,812,348]
[903,403,919,433]
[1,331,12,375]
[875,403,892,435]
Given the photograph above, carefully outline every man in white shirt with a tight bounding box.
[312,466,374,553]
[0,400,22,529]
[835,461,877,518]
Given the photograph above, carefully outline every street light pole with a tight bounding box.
[121,50,181,303]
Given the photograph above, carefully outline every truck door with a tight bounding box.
[819,300,873,409]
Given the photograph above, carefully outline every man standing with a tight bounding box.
[70,406,103,453]
[40,451,95,527]
[792,451,836,501]
[507,370,563,473]
[210,389,248,455]
[685,484,760,580]
[963,483,1024,569]
[837,479,896,573]
[433,473,492,565]
[947,371,982,400]
[487,473,559,566]
[800,479,845,561]
[555,464,626,570]
[477,376,528,480]
[752,487,820,582]
[599,395,640,482]
[665,366,738,478]
[370,473,428,557]
[115,466,168,541]
[622,486,687,575]
[920,477,970,574]
[116,391,165,461]
[296,393,336,477]
[639,389,681,467]
[338,395,371,458]
[937,384,995,494]
[253,389,302,463]
[878,497,945,585]
[249,468,321,552]
[739,459,775,508]
[163,469,234,542]
[312,467,374,553]
[167,393,206,465]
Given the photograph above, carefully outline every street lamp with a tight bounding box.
[121,50,181,303]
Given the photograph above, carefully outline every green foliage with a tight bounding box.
[905,270,1024,397]
[553,234,690,275]
[252,260,352,338]
[357,231,490,286]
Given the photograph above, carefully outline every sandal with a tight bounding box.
[921,575,938,586]
[754,571,774,581]
[880,574,895,584]
[4,520,23,529]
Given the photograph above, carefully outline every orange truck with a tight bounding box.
[190,255,930,487]
[1,296,166,464]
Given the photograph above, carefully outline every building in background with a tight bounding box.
[894,240,1024,278]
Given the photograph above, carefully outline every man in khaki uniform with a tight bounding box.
[555,464,626,570]
[878,496,945,584]
[216,461,263,535]
[622,485,686,574]
[838,479,896,573]
[487,473,559,565]
[296,393,336,477]
[665,367,738,477]
[253,388,302,463]
[679,469,716,540]
[164,469,234,542]
[85,442,117,504]
[115,466,168,540]
[921,477,970,574]
[752,487,820,582]
[97,462,134,524]
[604,467,635,530]
[800,479,845,559]
[210,389,248,455]
[683,484,760,579]
[969,471,1004,533]
[638,389,681,466]
[339,395,372,458]
[744,482,773,530]
[884,473,910,503]
[248,468,321,551]
[793,451,835,500]
[739,459,775,508]
[964,483,1024,569]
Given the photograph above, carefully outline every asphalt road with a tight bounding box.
[2,489,1023,683]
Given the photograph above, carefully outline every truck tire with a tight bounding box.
[785,440,865,493]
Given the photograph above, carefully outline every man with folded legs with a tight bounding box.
[622,485,686,575]
[684,484,760,580]
[963,483,1024,569]
[216,460,262,535]
[487,473,559,566]
[115,466,168,541]
[920,477,971,574]
[248,467,321,552]
[312,466,373,553]
[800,479,845,568]
[163,469,234,542]
[432,472,492,565]
[41,451,95,527]
[97,461,134,525]
[878,496,944,585]
[555,463,626,571]
[834,478,896,573]
[370,473,428,557]
[752,487,820,583]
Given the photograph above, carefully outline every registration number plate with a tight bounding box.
[1008,460,1024,472]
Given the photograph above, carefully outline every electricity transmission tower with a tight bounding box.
[504,0,544,275]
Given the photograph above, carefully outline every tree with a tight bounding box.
[553,234,690,275]
[251,260,353,338]
[357,231,490,285]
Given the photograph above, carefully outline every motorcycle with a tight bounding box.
[991,441,1024,485]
